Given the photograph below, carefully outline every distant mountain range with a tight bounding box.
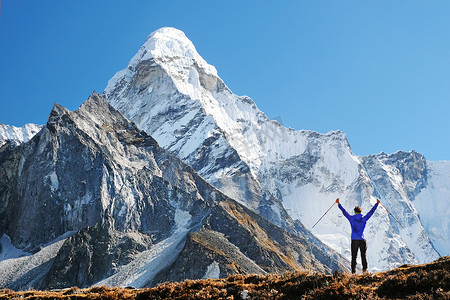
[0,27,448,290]
[0,123,43,147]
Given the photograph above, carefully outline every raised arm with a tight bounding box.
[336,198,351,220]
[363,199,380,221]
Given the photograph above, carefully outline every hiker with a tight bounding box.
[336,198,380,274]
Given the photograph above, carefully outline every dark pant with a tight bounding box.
[351,239,367,273]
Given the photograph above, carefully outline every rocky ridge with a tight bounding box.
[0,92,347,290]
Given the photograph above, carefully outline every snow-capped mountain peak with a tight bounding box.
[104,27,446,271]
[105,27,217,102]
[139,27,216,75]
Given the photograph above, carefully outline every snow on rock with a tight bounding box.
[0,234,30,262]
[45,171,59,192]
[358,151,440,267]
[203,261,221,279]
[105,27,217,104]
[104,27,445,271]
[95,228,189,288]
[414,160,450,256]
[0,232,74,289]
[0,123,43,147]
[0,92,350,289]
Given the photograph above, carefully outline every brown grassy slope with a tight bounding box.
[0,256,448,299]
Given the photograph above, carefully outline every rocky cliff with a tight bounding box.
[0,92,347,290]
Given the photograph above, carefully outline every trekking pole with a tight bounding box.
[312,200,336,229]
[379,200,404,229]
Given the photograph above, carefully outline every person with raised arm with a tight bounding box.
[336,198,380,274]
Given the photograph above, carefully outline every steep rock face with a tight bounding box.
[0,93,210,252]
[361,151,450,257]
[104,30,273,223]
[0,123,43,147]
[207,200,345,274]
[0,92,212,288]
[0,93,348,290]
[43,223,152,289]
[414,160,450,257]
[104,27,442,270]
[150,228,266,285]
[150,198,348,286]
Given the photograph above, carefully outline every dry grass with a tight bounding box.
[0,257,448,299]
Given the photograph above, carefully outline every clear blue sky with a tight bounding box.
[1,1,449,161]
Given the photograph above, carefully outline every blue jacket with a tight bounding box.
[339,203,378,240]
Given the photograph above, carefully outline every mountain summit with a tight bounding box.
[137,27,217,75]
[105,27,217,103]
[104,27,448,271]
